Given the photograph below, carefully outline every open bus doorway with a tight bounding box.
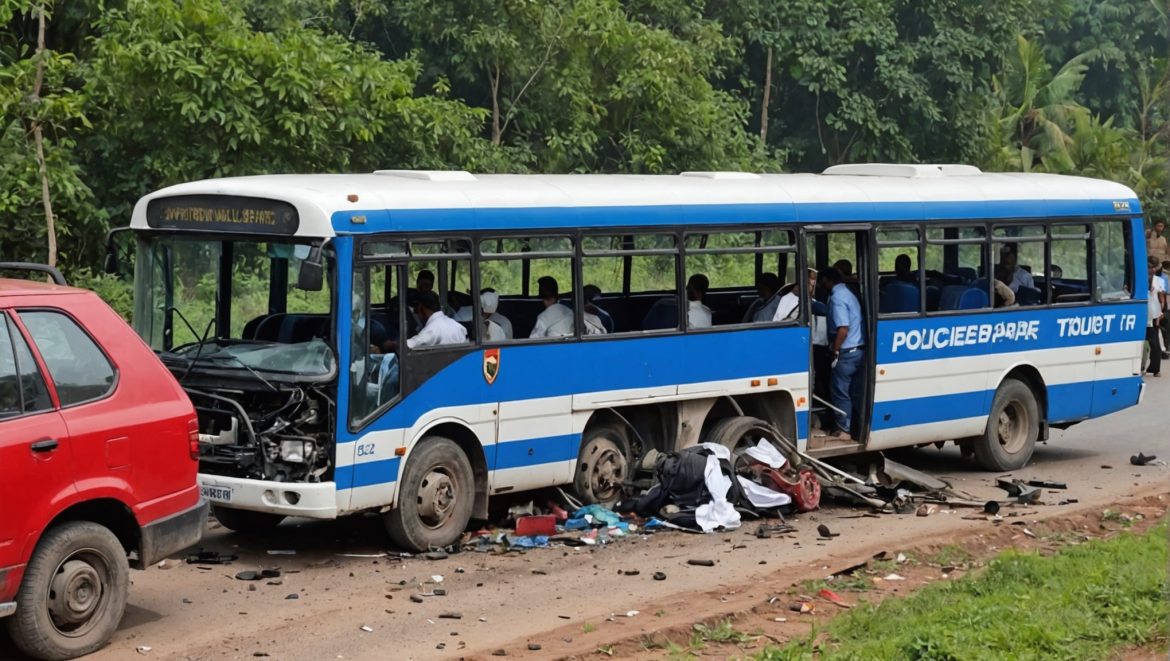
[804,227,875,455]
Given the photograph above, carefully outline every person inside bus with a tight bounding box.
[743,272,782,323]
[997,244,1035,293]
[582,284,614,333]
[818,266,864,441]
[774,268,823,322]
[833,259,856,282]
[992,266,1018,308]
[687,273,712,329]
[380,290,467,351]
[530,276,574,338]
[453,288,514,339]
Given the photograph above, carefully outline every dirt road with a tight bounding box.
[5,378,1166,661]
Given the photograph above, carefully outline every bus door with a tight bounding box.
[802,227,875,455]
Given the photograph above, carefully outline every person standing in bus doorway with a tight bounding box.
[1148,256,1165,376]
[1147,220,1167,264]
[819,267,865,440]
[530,276,574,338]
[1160,260,1170,360]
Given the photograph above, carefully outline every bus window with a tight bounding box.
[582,234,678,333]
[994,225,1045,305]
[479,236,575,339]
[925,226,987,312]
[877,227,921,315]
[1050,224,1091,304]
[1094,220,1134,301]
[684,229,794,326]
[350,263,400,426]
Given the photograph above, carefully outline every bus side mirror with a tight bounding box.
[297,245,324,292]
[103,227,131,276]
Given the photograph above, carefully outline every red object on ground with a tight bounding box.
[757,466,822,512]
[546,501,569,522]
[515,515,557,537]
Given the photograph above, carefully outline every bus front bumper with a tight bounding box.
[198,474,338,518]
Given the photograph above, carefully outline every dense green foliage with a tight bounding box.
[760,523,1169,660]
[0,0,1166,277]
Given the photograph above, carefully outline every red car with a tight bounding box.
[0,263,207,660]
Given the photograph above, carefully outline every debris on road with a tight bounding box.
[1130,452,1157,466]
[186,549,238,565]
[916,504,938,517]
[653,571,666,581]
[816,524,839,538]
[687,559,715,567]
[359,625,373,632]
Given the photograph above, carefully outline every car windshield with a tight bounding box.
[172,337,335,377]
[134,235,334,354]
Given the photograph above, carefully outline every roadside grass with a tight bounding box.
[759,523,1168,660]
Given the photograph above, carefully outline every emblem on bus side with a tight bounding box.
[483,348,500,385]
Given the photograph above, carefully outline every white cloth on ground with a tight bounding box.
[736,476,792,509]
[693,443,741,532]
[744,438,787,469]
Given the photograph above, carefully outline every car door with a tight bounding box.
[15,308,125,506]
[0,311,71,566]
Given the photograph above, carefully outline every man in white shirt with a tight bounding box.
[455,288,513,340]
[384,290,467,351]
[530,276,574,338]
[744,272,782,323]
[774,268,817,322]
[687,274,713,329]
[1147,256,1164,376]
[998,244,1035,293]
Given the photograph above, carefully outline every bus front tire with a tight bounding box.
[974,379,1039,471]
[705,416,779,457]
[213,507,285,534]
[7,522,129,661]
[385,437,474,552]
[573,425,630,507]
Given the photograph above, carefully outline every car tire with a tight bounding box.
[705,415,782,460]
[212,507,285,534]
[6,522,129,661]
[385,437,475,552]
[573,424,630,507]
[974,378,1040,471]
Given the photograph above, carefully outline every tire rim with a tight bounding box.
[46,548,111,638]
[730,426,774,472]
[579,437,627,503]
[417,468,458,529]
[997,400,1029,454]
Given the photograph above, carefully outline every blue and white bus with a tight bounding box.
[117,164,1147,550]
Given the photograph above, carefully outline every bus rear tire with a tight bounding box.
[213,506,285,534]
[573,425,630,507]
[705,416,784,468]
[974,379,1039,471]
[7,522,129,661]
[385,437,474,552]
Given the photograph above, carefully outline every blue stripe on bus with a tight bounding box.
[872,390,990,430]
[489,434,580,471]
[335,457,401,490]
[331,198,1139,233]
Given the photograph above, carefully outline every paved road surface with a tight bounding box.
[4,377,1166,660]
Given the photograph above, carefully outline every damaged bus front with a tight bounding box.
[122,191,342,531]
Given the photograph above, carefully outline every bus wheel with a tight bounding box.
[706,416,779,463]
[975,379,1039,471]
[573,425,630,506]
[7,522,129,661]
[385,437,474,552]
[213,507,285,534]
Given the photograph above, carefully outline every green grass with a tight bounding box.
[758,523,1169,661]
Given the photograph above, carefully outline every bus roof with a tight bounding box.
[129,166,1141,239]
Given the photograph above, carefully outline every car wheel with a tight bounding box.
[385,437,475,552]
[974,378,1039,471]
[6,522,129,661]
[212,507,285,534]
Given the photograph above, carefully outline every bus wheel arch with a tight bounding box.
[700,391,797,448]
[998,364,1049,430]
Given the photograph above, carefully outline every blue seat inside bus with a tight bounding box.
[880,281,919,313]
[939,284,967,310]
[958,287,989,309]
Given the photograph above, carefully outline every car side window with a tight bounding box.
[19,310,115,407]
[0,315,52,418]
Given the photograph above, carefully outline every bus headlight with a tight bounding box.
[279,440,312,463]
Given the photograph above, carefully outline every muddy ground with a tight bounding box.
[3,377,1166,661]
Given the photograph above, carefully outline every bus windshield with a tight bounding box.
[134,235,334,372]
